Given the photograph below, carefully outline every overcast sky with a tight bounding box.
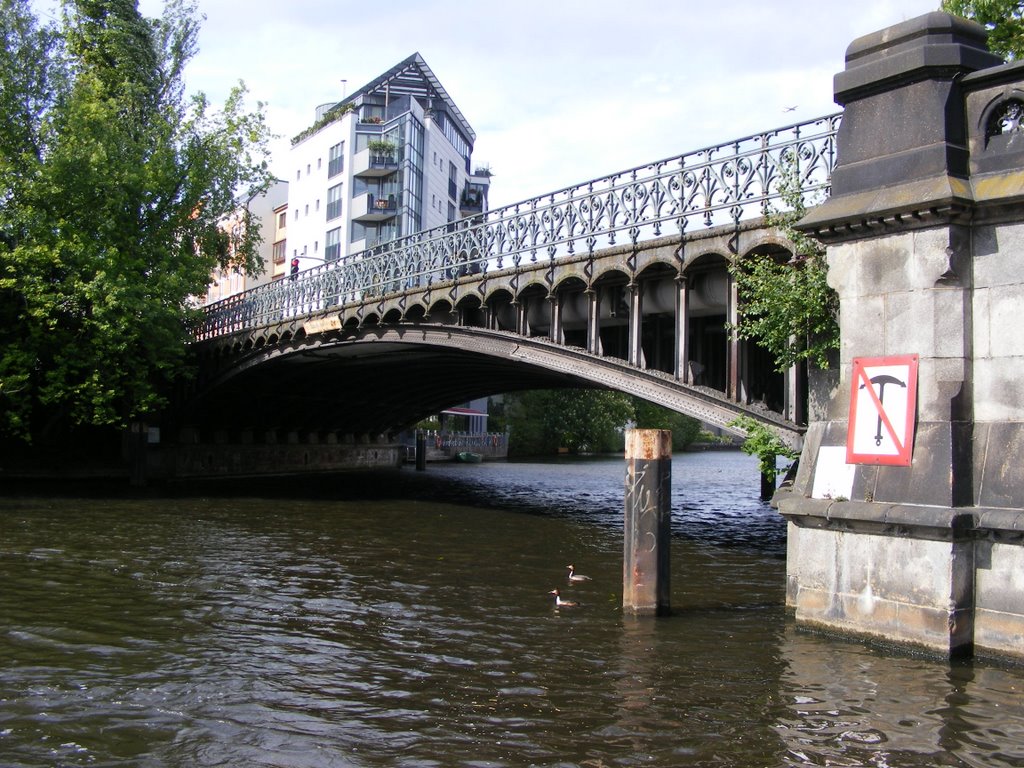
[53,1,944,207]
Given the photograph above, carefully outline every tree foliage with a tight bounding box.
[0,0,272,442]
[728,415,798,482]
[502,389,701,456]
[943,0,1024,60]
[728,158,839,372]
[632,398,703,451]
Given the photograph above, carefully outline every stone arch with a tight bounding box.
[741,239,794,267]
[591,260,633,286]
[484,288,516,332]
[552,275,589,347]
[425,299,457,325]
[635,262,682,375]
[732,241,797,413]
[403,303,427,323]
[518,283,550,338]
[591,268,631,361]
[682,246,732,272]
[680,253,731,392]
[455,294,486,328]
[741,231,795,260]
[515,273,551,300]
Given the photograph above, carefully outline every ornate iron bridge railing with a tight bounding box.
[199,112,841,340]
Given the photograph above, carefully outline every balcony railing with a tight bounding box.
[351,193,398,223]
[353,148,399,178]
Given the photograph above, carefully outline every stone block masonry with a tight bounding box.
[782,11,1024,659]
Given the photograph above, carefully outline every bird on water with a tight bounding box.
[549,588,580,608]
[566,565,591,583]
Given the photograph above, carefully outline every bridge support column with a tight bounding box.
[623,429,671,616]
[776,12,1024,659]
[586,287,601,355]
[675,275,691,382]
[548,292,563,345]
[726,273,740,400]
[627,281,644,368]
[514,300,527,336]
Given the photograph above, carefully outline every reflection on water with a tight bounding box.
[1,451,1023,767]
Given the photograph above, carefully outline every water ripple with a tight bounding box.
[2,453,1024,766]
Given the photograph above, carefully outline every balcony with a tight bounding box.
[352,148,399,178]
[351,192,398,223]
[459,190,484,217]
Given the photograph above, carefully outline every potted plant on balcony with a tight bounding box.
[367,139,397,158]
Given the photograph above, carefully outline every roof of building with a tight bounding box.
[340,52,476,145]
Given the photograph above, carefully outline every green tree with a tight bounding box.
[728,415,798,483]
[631,398,702,451]
[729,156,839,372]
[505,389,635,456]
[0,0,272,443]
[943,0,1024,60]
[503,390,701,456]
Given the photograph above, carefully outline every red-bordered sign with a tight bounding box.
[846,354,919,466]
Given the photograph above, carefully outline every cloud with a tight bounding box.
[54,0,945,207]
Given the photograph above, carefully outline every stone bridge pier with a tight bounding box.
[779,12,1024,660]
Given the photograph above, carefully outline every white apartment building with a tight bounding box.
[286,52,490,273]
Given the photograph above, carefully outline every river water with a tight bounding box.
[2,451,1024,767]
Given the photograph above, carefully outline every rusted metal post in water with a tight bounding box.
[623,429,672,616]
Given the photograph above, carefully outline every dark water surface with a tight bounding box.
[2,452,1024,767]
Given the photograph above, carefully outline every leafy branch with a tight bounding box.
[728,153,839,372]
[729,415,799,482]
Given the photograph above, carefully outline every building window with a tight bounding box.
[296,169,301,180]
[317,158,322,170]
[327,183,343,221]
[272,240,287,264]
[278,211,287,229]
[328,142,344,178]
[325,227,342,262]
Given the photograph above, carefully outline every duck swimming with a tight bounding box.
[566,565,591,582]
[549,588,580,608]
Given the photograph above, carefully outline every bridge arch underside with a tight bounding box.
[185,326,801,448]
[189,222,807,448]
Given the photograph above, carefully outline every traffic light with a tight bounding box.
[290,258,299,280]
